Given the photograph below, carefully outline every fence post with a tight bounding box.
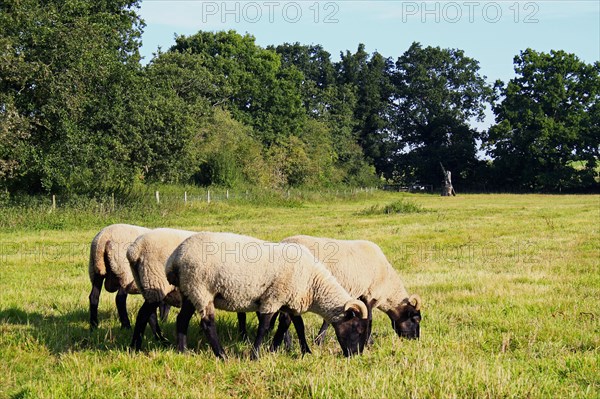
[52,194,56,211]
[111,193,115,211]
[155,191,160,205]
[226,190,229,200]
[184,191,187,205]
[207,190,211,204]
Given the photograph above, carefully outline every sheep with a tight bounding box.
[127,228,196,350]
[280,235,422,345]
[165,232,370,359]
[88,223,150,330]
[127,228,290,350]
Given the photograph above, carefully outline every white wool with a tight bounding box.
[166,232,368,322]
[88,224,150,292]
[281,235,411,313]
[127,228,196,304]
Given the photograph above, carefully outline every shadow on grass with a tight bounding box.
[0,306,291,358]
[179,314,297,359]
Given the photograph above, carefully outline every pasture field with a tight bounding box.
[0,192,598,398]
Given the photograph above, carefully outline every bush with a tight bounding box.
[360,198,425,215]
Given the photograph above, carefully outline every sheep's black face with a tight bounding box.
[332,310,369,357]
[389,303,421,339]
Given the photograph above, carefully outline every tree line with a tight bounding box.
[1,0,598,196]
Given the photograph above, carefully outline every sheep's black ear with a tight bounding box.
[345,309,359,320]
[344,300,369,319]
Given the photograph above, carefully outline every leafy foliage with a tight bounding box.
[390,43,493,188]
[485,49,600,191]
[0,0,144,195]
[0,1,597,194]
[170,31,305,146]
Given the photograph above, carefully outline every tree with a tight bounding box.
[273,42,336,116]
[170,31,305,146]
[192,108,270,188]
[337,45,395,176]
[485,49,600,191]
[0,0,144,194]
[273,43,377,186]
[390,42,493,188]
[132,50,216,183]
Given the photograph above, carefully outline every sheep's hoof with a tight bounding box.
[129,339,142,351]
[239,333,249,342]
[176,343,188,353]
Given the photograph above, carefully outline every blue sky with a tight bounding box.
[138,1,599,127]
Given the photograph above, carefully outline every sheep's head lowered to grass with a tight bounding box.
[332,300,370,357]
[388,294,422,339]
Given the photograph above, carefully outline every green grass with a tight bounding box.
[1,192,599,398]
[360,198,425,215]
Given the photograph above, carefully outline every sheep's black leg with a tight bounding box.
[176,297,195,352]
[130,301,159,350]
[115,287,131,329]
[269,312,292,352]
[291,315,312,355]
[158,302,171,323]
[237,312,248,341]
[201,313,226,359]
[367,321,374,346]
[268,312,278,329]
[251,312,276,360]
[360,296,375,346]
[268,312,291,349]
[314,320,329,345]
[89,274,104,330]
[149,309,169,345]
[281,313,292,351]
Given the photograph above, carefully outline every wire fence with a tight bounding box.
[45,187,383,211]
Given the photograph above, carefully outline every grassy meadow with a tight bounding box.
[0,191,598,398]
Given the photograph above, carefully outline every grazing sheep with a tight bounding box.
[280,235,422,345]
[88,224,150,330]
[127,228,284,350]
[166,232,370,359]
[127,228,196,350]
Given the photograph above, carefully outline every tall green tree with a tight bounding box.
[0,0,144,194]
[337,44,395,176]
[391,42,493,188]
[132,50,216,183]
[170,31,305,146]
[273,43,336,116]
[485,49,600,191]
[273,43,377,186]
